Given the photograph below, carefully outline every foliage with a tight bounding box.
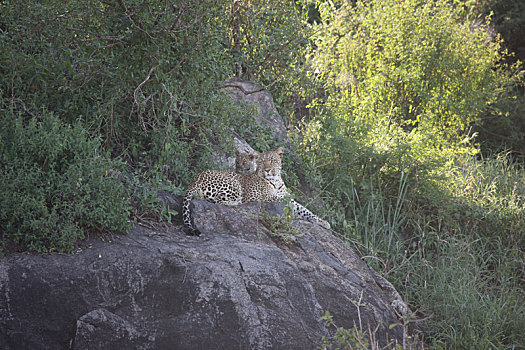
[0,0,256,186]
[314,152,524,348]
[320,311,373,350]
[298,0,521,242]
[455,0,525,159]
[227,0,322,126]
[0,110,131,254]
[415,237,524,348]
[127,174,182,225]
[259,198,303,245]
[475,89,525,160]
[487,0,525,62]
[311,0,520,139]
[299,0,523,237]
[293,0,525,348]
[319,310,423,349]
[228,0,307,80]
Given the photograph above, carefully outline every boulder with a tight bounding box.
[0,197,409,349]
[222,77,289,143]
[214,77,291,171]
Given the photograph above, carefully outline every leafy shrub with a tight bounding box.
[311,0,520,137]
[301,0,522,207]
[298,0,523,233]
[0,111,131,254]
[320,311,374,350]
[0,0,257,185]
[319,310,423,349]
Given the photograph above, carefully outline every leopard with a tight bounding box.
[182,147,330,235]
[183,148,283,235]
[234,150,258,175]
[240,149,331,232]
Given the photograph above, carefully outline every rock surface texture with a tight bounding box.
[222,77,289,143]
[214,77,292,171]
[0,197,408,349]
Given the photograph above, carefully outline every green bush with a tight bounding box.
[299,0,523,233]
[311,0,519,137]
[0,0,306,186]
[0,111,131,254]
[301,0,522,200]
[0,0,256,185]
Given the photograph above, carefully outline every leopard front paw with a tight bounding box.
[318,219,331,230]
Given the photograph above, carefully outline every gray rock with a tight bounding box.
[0,198,409,350]
[73,309,152,349]
[213,77,289,171]
[220,78,318,203]
[213,77,291,171]
[222,77,289,143]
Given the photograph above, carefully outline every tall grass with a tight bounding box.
[332,153,525,348]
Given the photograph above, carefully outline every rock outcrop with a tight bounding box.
[220,78,317,199]
[0,197,409,349]
[215,77,291,171]
[222,77,289,143]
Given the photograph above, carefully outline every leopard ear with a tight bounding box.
[235,150,240,156]
[276,147,284,158]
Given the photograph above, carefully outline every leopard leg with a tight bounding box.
[291,199,331,229]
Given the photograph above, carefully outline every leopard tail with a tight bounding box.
[183,187,200,235]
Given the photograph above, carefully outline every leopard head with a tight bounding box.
[235,151,259,175]
[257,147,284,181]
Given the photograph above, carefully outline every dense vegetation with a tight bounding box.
[1,0,523,348]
